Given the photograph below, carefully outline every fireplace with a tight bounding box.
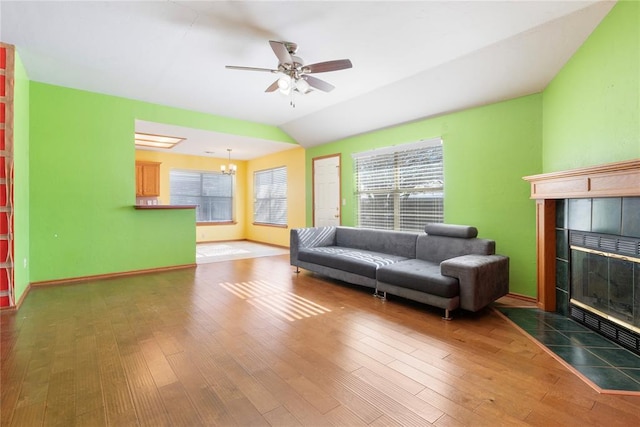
[569,230,640,353]
[524,160,640,354]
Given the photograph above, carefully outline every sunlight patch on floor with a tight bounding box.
[220,279,331,322]
[196,241,289,264]
[197,244,250,257]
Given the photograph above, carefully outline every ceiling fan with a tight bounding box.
[225,40,353,98]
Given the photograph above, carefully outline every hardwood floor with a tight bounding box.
[2,254,640,426]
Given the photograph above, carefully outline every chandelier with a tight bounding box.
[221,148,236,175]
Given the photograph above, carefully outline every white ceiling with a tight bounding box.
[0,0,615,158]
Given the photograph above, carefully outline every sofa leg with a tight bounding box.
[373,290,386,300]
[294,266,300,274]
[443,309,452,321]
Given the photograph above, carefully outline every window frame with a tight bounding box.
[253,166,288,227]
[352,138,444,232]
[169,169,235,225]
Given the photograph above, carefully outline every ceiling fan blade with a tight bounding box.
[303,75,335,92]
[304,59,352,74]
[265,80,279,93]
[269,40,293,65]
[225,65,278,73]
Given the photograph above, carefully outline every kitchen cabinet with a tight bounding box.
[136,161,160,197]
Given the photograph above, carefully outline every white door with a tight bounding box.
[313,155,341,226]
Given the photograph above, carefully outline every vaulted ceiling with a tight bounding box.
[0,1,615,158]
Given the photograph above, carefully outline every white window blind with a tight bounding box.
[170,170,233,222]
[254,166,287,226]
[353,138,443,231]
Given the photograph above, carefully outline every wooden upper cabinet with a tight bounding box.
[135,161,160,197]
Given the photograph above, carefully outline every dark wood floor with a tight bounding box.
[2,254,640,426]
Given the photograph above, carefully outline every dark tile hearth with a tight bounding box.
[498,307,640,393]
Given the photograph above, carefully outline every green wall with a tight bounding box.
[28,83,295,283]
[13,50,29,302]
[543,0,640,172]
[306,94,542,297]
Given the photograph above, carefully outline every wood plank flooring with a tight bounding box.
[2,254,640,426]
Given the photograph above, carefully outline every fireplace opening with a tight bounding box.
[570,230,640,354]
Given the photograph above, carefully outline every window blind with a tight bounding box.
[170,170,233,222]
[354,139,443,231]
[254,166,287,226]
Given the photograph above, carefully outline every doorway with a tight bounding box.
[313,155,341,227]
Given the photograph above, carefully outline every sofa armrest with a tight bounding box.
[440,254,509,312]
[290,227,337,265]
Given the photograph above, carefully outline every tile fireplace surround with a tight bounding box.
[523,160,640,354]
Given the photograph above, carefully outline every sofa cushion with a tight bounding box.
[296,226,337,248]
[335,227,418,259]
[416,234,495,264]
[425,223,478,238]
[298,246,409,279]
[377,259,459,298]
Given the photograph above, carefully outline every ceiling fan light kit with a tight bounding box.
[294,77,310,94]
[226,40,352,107]
[276,75,310,94]
[277,75,291,91]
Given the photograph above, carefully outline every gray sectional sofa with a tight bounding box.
[290,224,509,319]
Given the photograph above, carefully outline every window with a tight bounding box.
[353,138,443,232]
[170,170,233,223]
[254,166,287,226]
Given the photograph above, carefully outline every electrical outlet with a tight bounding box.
[23,258,27,268]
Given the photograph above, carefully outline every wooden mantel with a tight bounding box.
[524,159,640,200]
[523,159,640,311]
